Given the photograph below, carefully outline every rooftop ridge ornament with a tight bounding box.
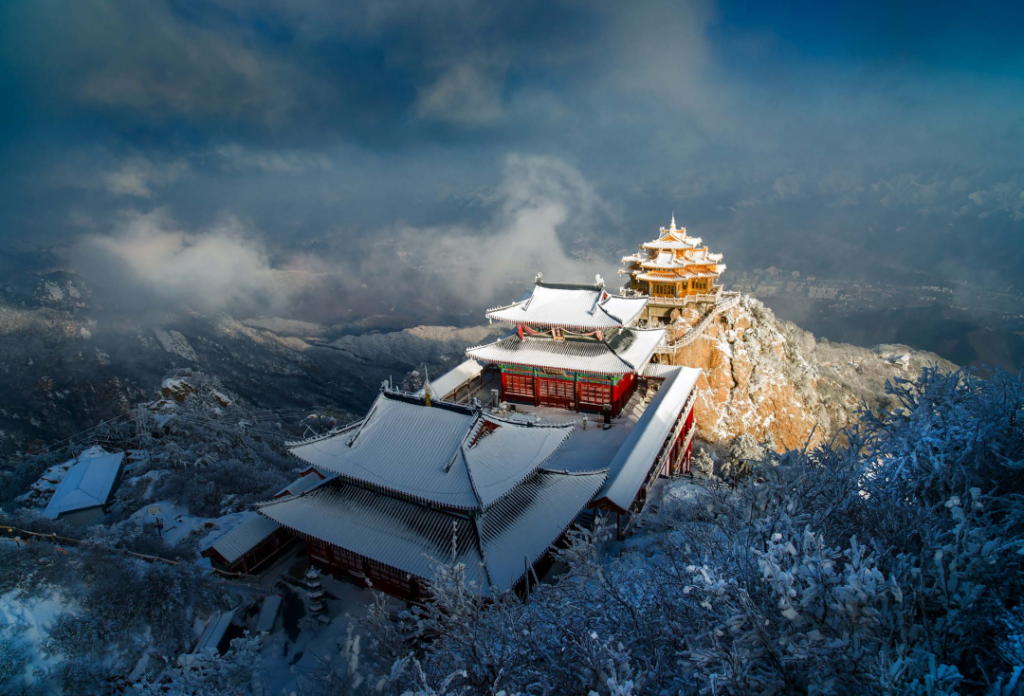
[670,213,677,233]
[534,271,543,284]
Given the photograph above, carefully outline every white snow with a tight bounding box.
[597,366,701,512]
[44,450,125,519]
[414,358,484,400]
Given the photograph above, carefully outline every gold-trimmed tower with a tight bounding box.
[619,215,727,324]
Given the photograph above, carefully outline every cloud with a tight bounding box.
[211,145,334,174]
[397,154,611,296]
[3,0,1023,303]
[103,158,187,197]
[3,0,316,125]
[70,210,303,315]
[416,61,506,125]
[967,179,1024,221]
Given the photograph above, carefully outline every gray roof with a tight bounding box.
[487,283,647,330]
[205,513,281,564]
[193,609,237,655]
[256,594,283,633]
[414,358,484,400]
[259,469,605,592]
[44,450,125,519]
[597,366,701,512]
[466,328,665,376]
[642,363,680,379]
[289,390,574,511]
[274,471,324,498]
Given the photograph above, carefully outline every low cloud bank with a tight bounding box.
[71,211,299,317]
[67,154,616,323]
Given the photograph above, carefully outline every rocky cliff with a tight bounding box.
[661,294,955,450]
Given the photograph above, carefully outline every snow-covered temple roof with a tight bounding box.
[620,216,727,285]
[274,470,324,498]
[640,248,723,270]
[44,449,125,519]
[595,366,701,513]
[414,358,483,400]
[204,513,281,564]
[259,470,605,592]
[288,389,575,511]
[466,328,666,376]
[487,281,648,330]
[193,609,237,655]
[640,215,703,250]
[636,270,722,282]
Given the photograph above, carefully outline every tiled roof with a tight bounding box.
[467,328,665,376]
[642,363,681,379]
[289,390,573,511]
[259,469,605,592]
[479,470,605,589]
[260,479,488,588]
[596,366,701,512]
[414,358,484,400]
[274,471,324,498]
[206,513,281,564]
[487,283,647,330]
[636,270,723,282]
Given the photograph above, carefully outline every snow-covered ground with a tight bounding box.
[127,501,258,553]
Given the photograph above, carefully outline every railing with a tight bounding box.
[645,291,724,307]
[657,292,741,354]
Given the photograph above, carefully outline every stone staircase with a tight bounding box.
[657,292,741,356]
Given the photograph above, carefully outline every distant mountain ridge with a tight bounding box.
[0,272,951,457]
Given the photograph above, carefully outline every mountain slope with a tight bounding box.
[663,294,956,449]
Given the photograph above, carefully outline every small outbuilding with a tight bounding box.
[201,513,293,575]
[43,448,126,525]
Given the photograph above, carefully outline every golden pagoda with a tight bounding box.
[619,215,726,302]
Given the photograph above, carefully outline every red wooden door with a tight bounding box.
[538,378,574,408]
[504,373,535,400]
[578,381,611,408]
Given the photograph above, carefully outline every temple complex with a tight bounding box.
[467,276,664,417]
[620,215,727,325]
[256,269,704,602]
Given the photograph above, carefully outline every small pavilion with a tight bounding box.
[619,215,726,301]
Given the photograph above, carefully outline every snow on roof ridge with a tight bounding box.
[284,418,365,448]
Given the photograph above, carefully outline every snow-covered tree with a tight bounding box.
[361,367,1024,695]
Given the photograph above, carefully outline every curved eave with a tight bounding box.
[469,354,633,376]
[639,262,722,271]
[642,239,702,250]
[489,318,626,331]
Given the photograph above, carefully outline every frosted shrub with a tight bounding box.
[364,367,1024,695]
[691,447,716,479]
[0,633,37,696]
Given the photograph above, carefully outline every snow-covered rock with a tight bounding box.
[661,294,955,449]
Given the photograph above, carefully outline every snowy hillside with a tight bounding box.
[0,273,502,457]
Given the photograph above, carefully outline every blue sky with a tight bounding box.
[0,0,1021,318]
